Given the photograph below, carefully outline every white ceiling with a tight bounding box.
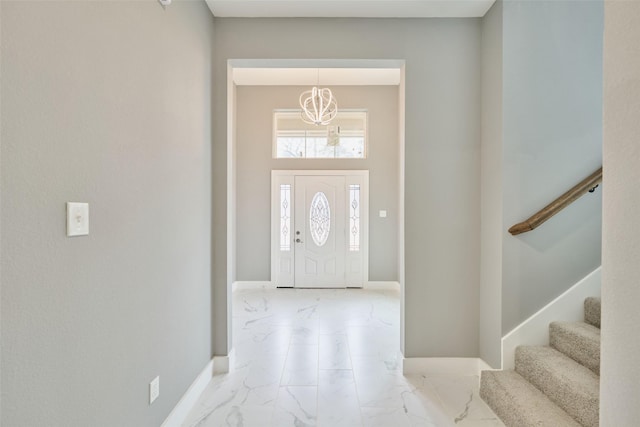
[233,68,401,86]
[219,2,495,86]
[205,0,496,18]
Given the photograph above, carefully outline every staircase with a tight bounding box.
[480,297,601,427]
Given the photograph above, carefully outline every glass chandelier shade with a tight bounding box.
[299,86,338,126]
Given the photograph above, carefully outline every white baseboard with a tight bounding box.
[162,353,232,427]
[364,281,400,291]
[402,357,492,376]
[501,267,601,370]
[232,281,277,291]
[161,359,214,427]
[213,353,231,374]
[233,281,399,291]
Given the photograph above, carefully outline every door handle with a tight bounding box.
[296,238,303,243]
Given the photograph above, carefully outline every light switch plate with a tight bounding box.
[379,210,387,218]
[66,202,89,237]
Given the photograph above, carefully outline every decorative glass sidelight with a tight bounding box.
[280,184,291,251]
[349,185,360,251]
[310,192,331,247]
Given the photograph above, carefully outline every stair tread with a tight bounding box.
[551,320,600,338]
[480,370,581,427]
[516,345,599,427]
[550,321,600,374]
[584,297,601,328]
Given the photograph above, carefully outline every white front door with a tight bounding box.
[271,170,368,288]
[294,175,346,288]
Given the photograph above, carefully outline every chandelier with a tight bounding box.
[299,71,337,126]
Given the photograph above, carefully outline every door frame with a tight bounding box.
[271,170,369,288]
[226,59,406,358]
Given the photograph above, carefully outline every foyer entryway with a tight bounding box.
[271,170,369,289]
[182,287,504,426]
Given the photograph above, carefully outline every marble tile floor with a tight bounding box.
[183,287,504,427]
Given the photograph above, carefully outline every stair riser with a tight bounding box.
[480,371,581,427]
[584,297,601,328]
[480,374,520,427]
[516,348,599,427]
[549,322,600,375]
[480,295,602,427]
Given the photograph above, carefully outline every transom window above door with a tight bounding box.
[273,110,367,159]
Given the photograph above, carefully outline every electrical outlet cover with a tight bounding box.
[149,376,159,404]
[67,202,89,237]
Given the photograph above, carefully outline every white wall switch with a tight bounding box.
[149,376,159,404]
[66,202,89,237]
[379,210,387,218]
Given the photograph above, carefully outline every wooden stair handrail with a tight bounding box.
[508,167,603,236]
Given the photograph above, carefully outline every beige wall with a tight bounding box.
[235,85,399,282]
[1,1,214,425]
[601,1,640,424]
[214,18,482,358]
[480,0,504,368]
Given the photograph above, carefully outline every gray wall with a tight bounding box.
[601,1,640,424]
[1,2,214,426]
[235,85,399,282]
[480,0,504,368]
[214,18,482,357]
[500,0,603,333]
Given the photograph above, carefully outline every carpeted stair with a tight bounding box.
[480,297,601,427]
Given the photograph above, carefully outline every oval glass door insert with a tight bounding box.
[309,192,331,246]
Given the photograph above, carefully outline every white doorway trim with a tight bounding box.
[271,170,369,288]
[226,58,406,358]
